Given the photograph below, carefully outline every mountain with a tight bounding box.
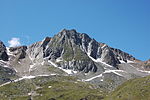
[0,29,150,100]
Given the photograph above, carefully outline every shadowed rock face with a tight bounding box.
[9,46,27,59]
[110,48,135,62]
[0,65,17,84]
[143,59,150,70]
[0,41,8,61]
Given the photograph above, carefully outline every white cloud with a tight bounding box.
[8,37,21,47]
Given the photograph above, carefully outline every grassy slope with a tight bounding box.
[1,73,150,100]
[0,66,18,84]
[0,75,106,100]
[104,75,150,100]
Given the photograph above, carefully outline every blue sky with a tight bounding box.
[0,0,149,61]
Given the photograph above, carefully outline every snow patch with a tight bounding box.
[86,43,113,68]
[29,55,34,62]
[14,75,51,82]
[129,64,150,74]
[0,74,53,87]
[101,44,107,49]
[22,75,36,79]
[48,86,52,88]
[119,60,135,64]
[127,60,135,63]
[50,73,57,75]
[56,57,63,62]
[61,68,78,74]
[137,69,150,74]
[28,93,32,96]
[48,60,57,67]
[119,60,126,63]
[29,63,36,72]
[77,79,82,82]
[87,54,113,68]
[84,70,125,81]
[14,68,18,72]
[0,81,11,87]
[48,60,77,74]
[0,60,10,68]
[41,61,45,65]
[104,70,124,76]
[37,74,50,77]
[96,58,113,68]
[3,65,9,68]
[6,47,14,56]
[84,74,103,81]
[0,60,7,64]
[18,61,21,64]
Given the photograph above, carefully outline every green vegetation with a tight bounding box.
[1,72,150,100]
[63,43,74,61]
[104,75,150,100]
[74,47,90,61]
[47,65,65,74]
[63,44,90,62]
[0,79,35,100]
[0,75,106,100]
[0,66,18,84]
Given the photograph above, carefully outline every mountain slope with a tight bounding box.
[0,41,18,84]
[104,75,150,100]
[0,65,17,84]
[0,75,106,100]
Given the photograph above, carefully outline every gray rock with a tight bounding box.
[0,65,17,84]
[110,47,135,62]
[0,41,8,61]
[9,46,27,59]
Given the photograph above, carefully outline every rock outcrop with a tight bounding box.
[9,46,27,59]
[0,41,8,61]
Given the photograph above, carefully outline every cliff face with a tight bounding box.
[0,41,8,61]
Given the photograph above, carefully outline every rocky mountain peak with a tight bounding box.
[41,37,51,49]
[55,29,92,45]
[0,41,8,61]
[26,29,137,70]
[58,29,77,36]
[0,41,6,50]
[9,46,27,59]
[9,46,27,52]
